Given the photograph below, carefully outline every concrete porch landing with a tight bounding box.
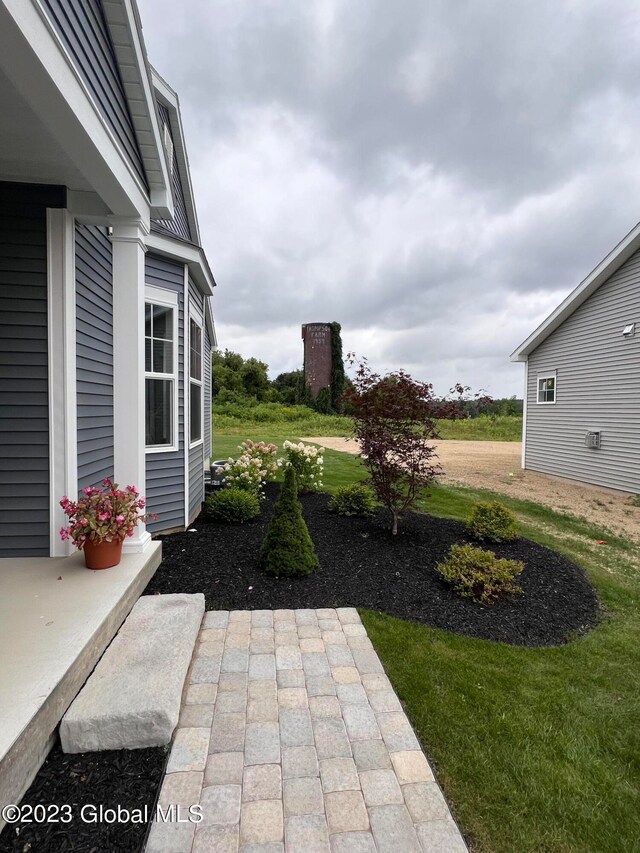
[147,608,467,853]
[0,543,162,818]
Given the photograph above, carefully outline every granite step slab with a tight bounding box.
[60,593,205,752]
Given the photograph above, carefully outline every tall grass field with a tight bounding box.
[212,402,522,441]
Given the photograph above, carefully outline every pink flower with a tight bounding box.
[79,518,88,526]
[115,514,124,524]
[98,513,109,522]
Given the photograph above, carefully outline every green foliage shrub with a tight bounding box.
[468,501,517,543]
[260,467,319,577]
[329,484,377,517]
[314,386,332,414]
[330,321,346,411]
[436,543,523,604]
[206,488,260,523]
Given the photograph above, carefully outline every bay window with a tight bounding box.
[189,315,203,445]
[145,291,178,450]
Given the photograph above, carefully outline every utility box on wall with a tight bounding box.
[302,323,332,399]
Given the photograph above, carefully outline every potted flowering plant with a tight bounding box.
[59,479,156,569]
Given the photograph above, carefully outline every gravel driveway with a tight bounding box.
[301,437,640,543]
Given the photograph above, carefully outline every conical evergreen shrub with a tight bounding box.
[260,466,319,577]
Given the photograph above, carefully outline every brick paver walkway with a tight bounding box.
[146,608,467,853]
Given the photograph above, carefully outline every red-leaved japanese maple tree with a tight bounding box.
[343,356,489,535]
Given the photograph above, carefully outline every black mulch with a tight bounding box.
[0,741,167,853]
[145,484,600,647]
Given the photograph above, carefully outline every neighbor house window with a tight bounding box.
[189,316,203,444]
[145,295,178,449]
[537,374,556,404]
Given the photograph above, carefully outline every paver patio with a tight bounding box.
[146,608,467,853]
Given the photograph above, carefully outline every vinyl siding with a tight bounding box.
[0,182,65,556]
[145,255,185,532]
[525,248,640,492]
[151,105,192,242]
[76,225,114,490]
[40,0,146,186]
[188,277,205,521]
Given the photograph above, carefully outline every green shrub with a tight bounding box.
[468,501,517,543]
[260,467,319,577]
[314,386,332,414]
[206,488,260,523]
[436,543,524,604]
[329,484,377,517]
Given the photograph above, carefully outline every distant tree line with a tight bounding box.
[440,396,523,417]
[212,349,351,410]
[212,348,522,417]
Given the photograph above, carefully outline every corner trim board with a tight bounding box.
[47,208,77,557]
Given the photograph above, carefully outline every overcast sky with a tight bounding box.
[138,0,640,396]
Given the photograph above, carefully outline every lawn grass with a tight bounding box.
[212,430,640,852]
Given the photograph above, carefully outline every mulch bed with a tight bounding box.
[146,484,600,647]
[0,741,167,853]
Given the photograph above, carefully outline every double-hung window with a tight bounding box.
[537,373,556,404]
[145,290,178,450]
[189,314,203,445]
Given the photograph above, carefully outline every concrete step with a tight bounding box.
[60,593,205,753]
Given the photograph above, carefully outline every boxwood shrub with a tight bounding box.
[468,501,517,543]
[436,543,523,604]
[329,484,377,517]
[206,488,260,523]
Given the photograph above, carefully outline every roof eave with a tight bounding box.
[102,0,174,218]
[510,219,640,361]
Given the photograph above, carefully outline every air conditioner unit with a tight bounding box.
[585,431,601,449]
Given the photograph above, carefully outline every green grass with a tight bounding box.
[213,429,640,852]
[436,414,522,441]
[213,406,352,438]
[212,409,522,442]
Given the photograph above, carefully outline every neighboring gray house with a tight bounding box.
[511,224,640,494]
[0,0,216,559]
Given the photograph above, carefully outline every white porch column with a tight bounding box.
[110,217,152,553]
[47,209,77,557]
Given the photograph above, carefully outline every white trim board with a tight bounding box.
[188,306,205,451]
[521,361,528,470]
[183,266,190,528]
[47,209,77,557]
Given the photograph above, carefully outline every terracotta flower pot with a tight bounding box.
[83,538,123,570]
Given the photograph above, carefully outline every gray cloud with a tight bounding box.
[139,0,640,396]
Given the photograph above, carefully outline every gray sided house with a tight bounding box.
[0,0,218,818]
[0,0,216,559]
[511,225,640,494]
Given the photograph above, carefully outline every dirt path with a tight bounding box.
[301,437,640,543]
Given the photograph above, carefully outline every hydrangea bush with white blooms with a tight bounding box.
[216,439,279,496]
[238,440,278,481]
[279,440,324,492]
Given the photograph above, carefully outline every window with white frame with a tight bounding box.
[145,293,178,449]
[537,373,556,404]
[189,315,203,444]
